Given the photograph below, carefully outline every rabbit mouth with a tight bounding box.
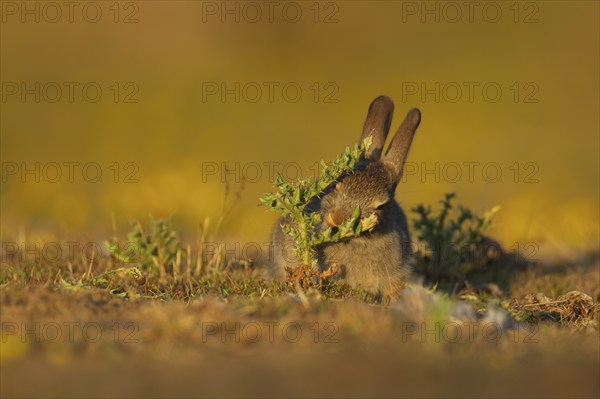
[325,210,347,227]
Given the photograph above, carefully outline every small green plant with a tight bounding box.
[412,192,500,284]
[260,137,378,270]
[105,217,181,278]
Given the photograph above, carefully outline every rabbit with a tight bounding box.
[269,96,422,300]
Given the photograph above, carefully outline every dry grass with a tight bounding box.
[1,233,599,398]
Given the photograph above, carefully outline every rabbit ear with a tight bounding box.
[384,108,421,182]
[359,96,395,161]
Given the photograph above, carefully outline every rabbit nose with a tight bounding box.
[325,210,347,227]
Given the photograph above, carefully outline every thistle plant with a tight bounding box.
[105,217,181,278]
[260,137,378,269]
[412,192,500,280]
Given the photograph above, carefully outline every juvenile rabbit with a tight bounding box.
[269,96,421,300]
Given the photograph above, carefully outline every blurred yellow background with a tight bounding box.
[1,1,598,256]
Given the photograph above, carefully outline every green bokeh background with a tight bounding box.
[1,1,598,256]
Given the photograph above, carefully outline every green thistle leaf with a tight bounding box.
[259,136,376,268]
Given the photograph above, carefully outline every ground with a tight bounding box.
[0,234,598,398]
